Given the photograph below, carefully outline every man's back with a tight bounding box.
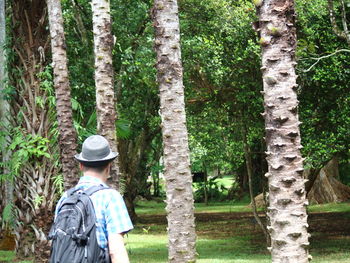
[50,184,110,262]
[55,175,133,250]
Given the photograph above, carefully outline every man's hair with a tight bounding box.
[81,160,112,173]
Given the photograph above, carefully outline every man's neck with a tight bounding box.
[83,171,107,183]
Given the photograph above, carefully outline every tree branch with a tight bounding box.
[301,49,350,72]
[328,0,347,40]
[340,0,350,45]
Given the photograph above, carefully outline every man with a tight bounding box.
[54,135,133,263]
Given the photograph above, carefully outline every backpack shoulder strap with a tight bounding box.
[83,184,110,196]
[66,186,78,197]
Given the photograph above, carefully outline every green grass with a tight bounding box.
[125,222,271,263]
[308,202,350,213]
[0,250,32,263]
[2,232,350,263]
[125,223,350,263]
[126,232,271,263]
[136,194,255,215]
[135,199,260,215]
[136,198,350,215]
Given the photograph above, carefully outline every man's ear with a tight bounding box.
[79,163,84,171]
[106,162,112,174]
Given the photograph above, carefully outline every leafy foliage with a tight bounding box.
[8,129,50,175]
[1,203,15,229]
[1,0,350,233]
[296,0,350,168]
[193,179,228,202]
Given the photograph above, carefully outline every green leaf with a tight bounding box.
[116,119,131,139]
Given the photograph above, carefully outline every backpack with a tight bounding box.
[48,185,111,263]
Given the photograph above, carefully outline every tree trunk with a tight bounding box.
[10,1,57,261]
[203,166,208,206]
[152,1,197,262]
[47,0,79,190]
[91,0,120,189]
[257,1,310,262]
[71,0,88,44]
[242,122,270,246]
[327,0,350,45]
[0,0,13,218]
[152,169,160,196]
[306,158,350,203]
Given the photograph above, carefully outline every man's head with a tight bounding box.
[75,135,117,178]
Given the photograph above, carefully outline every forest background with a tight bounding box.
[0,0,349,262]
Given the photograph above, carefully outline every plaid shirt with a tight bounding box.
[55,176,133,249]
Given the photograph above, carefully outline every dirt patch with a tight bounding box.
[0,231,15,251]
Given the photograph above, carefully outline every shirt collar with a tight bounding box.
[77,175,108,187]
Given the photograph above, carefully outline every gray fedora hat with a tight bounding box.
[75,135,117,163]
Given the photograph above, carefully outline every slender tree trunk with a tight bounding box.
[0,0,5,122]
[327,0,350,45]
[47,0,79,190]
[203,165,208,205]
[91,0,120,189]
[71,0,88,44]
[0,0,14,218]
[257,1,310,262]
[152,1,196,262]
[153,171,160,196]
[242,122,270,246]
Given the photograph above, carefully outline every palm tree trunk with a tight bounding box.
[153,0,196,262]
[47,0,79,190]
[10,1,57,261]
[91,0,120,189]
[257,0,310,262]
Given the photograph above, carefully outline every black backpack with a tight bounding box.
[48,185,111,263]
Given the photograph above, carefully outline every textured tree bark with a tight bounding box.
[257,0,310,262]
[152,0,197,262]
[0,0,14,217]
[306,158,350,203]
[0,0,5,115]
[91,0,120,189]
[47,0,79,190]
[10,1,57,261]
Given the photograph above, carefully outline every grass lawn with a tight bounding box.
[135,199,260,215]
[0,250,32,263]
[136,197,350,215]
[125,209,350,263]
[307,202,350,213]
